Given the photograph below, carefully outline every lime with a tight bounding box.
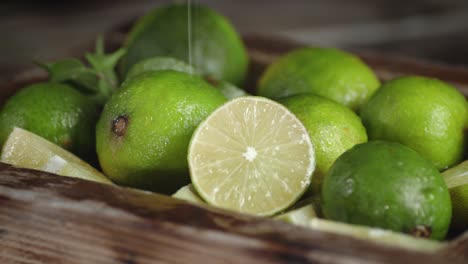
[203,77,248,100]
[360,76,467,170]
[280,94,367,194]
[442,160,468,232]
[0,82,100,162]
[276,204,442,252]
[188,96,315,216]
[257,47,380,111]
[1,127,111,184]
[121,3,248,85]
[275,200,318,225]
[172,184,204,204]
[125,56,248,100]
[96,70,226,194]
[321,141,452,240]
[217,81,247,100]
[126,56,198,80]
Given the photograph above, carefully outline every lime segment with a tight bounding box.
[442,160,468,231]
[443,160,468,188]
[188,96,315,216]
[172,184,204,204]
[276,204,317,225]
[1,127,111,184]
[276,205,442,252]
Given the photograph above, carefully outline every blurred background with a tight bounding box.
[1,0,468,80]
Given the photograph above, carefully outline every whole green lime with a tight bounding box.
[321,141,452,240]
[121,4,248,86]
[360,76,468,170]
[279,94,367,194]
[96,70,227,194]
[203,77,248,100]
[125,56,198,81]
[125,56,248,100]
[257,47,380,111]
[0,82,100,162]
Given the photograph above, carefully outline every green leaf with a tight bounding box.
[38,35,126,105]
[37,59,98,93]
[84,35,126,96]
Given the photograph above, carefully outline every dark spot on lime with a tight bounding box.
[112,115,128,137]
[203,75,220,87]
[409,225,432,238]
[60,137,72,150]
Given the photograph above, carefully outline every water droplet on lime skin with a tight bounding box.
[112,115,129,137]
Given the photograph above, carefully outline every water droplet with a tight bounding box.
[343,178,355,197]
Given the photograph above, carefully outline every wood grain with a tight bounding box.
[0,163,465,264]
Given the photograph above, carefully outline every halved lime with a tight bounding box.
[172,184,204,204]
[276,205,442,252]
[1,127,111,184]
[188,96,315,216]
[442,160,468,231]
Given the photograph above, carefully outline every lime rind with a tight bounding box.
[188,96,315,216]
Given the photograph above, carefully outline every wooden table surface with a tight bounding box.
[0,163,466,264]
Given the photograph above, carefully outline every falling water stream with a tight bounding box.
[187,0,193,74]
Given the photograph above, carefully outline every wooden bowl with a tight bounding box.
[0,33,467,264]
